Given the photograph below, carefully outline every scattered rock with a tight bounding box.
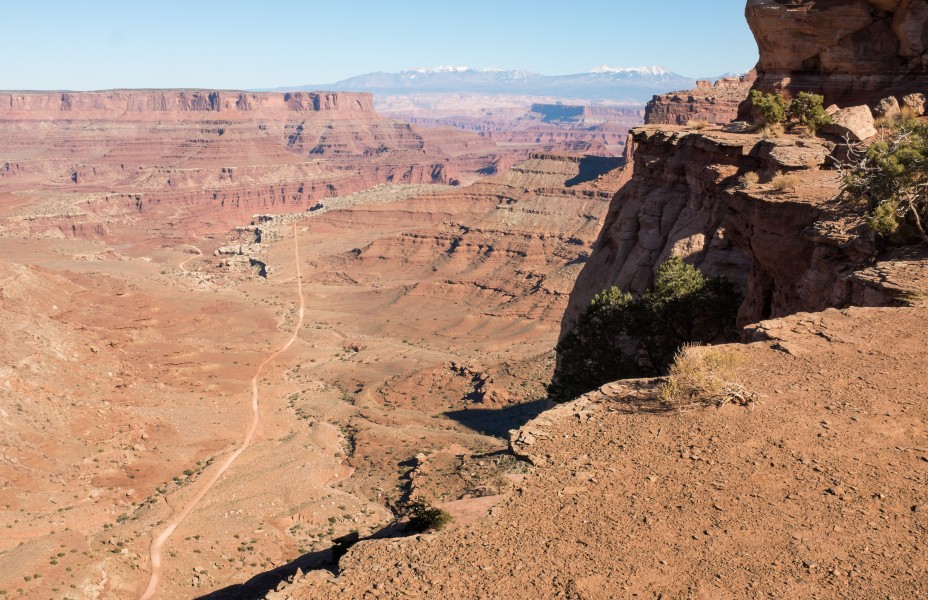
[823,105,877,141]
[902,93,926,117]
[874,97,901,120]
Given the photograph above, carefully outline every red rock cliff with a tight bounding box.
[560,126,880,336]
[0,90,377,120]
[746,0,928,107]
[645,71,756,126]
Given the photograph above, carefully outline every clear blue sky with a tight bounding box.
[2,1,758,90]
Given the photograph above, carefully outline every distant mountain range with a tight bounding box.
[268,66,698,104]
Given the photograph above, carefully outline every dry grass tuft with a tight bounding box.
[770,172,800,192]
[901,106,920,122]
[738,171,760,189]
[760,122,785,139]
[659,344,757,408]
[687,119,710,131]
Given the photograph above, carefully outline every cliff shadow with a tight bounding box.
[195,522,412,599]
[565,155,623,187]
[195,547,335,600]
[444,399,551,438]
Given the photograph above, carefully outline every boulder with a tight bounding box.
[875,97,901,120]
[722,121,754,134]
[823,106,877,142]
[902,93,927,117]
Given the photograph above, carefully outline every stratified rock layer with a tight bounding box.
[746,0,928,108]
[0,90,509,238]
[645,72,755,126]
[561,125,881,334]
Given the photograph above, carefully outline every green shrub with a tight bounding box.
[788,92,831,132]
[750,90,787,125]
[406,501,452,533]
[546,286,636,402]
[549,258,741,402]
[841,120,928,242]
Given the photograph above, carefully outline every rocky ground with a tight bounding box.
[279,304,928,599]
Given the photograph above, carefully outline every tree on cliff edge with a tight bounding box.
[549,258,741,403]
[842,119,928,243]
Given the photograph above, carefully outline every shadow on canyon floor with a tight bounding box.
[565,155,624,187]
[444,399,551,438]
[196,522,412,600]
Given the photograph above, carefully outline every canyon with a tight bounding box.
[2,1,928,598]
[0,91,623,598]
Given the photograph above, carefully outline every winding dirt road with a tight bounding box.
[177,244,202,273]
[141,224,305,599]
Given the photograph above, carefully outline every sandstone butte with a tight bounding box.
[1,2,928,600]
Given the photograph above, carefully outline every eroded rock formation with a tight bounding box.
[746,0,928,108]
[0,90,376,119]
[0,90,513,239]
[645,71,756,125]
[561,125,881,334]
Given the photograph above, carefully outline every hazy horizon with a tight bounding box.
[2,1,757,91]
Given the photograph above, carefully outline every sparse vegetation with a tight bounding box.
[405,500,453,533]
[739,171,760,189]
[751,90,830,134]
[658,345,756,407]
[787,92,830,133]
[750,90,787,126]
[770,172,801,192]
[760,122,785,139]
[841,119,928,241]
[549,257,741,402]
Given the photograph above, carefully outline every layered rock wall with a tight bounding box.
[645,72,755,125]
[561,126,877,335]
[0,90,377,120]
[746,0,928,108]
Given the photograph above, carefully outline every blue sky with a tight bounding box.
[2,1,758,90]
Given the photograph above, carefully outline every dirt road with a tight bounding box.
[140,223,305,599]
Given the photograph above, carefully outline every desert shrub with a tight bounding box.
[750,90,787,125]
[900,105,921,123]
[760,122,785,139]
[549,258,741,402]
[787,92,831,132]
[405,501,452,533]
[738,171,760,188]
[841,120,928,242]
[658,345,756,407]
[546,287,636,402]
[770,172,801,192]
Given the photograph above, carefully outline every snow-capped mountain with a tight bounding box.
[588,65,673,77]
[272,66,696,104]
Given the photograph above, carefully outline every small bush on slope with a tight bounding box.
[549,258,741,402]
[406,501,452,533]
[787,92,831,133]
[750,90,788,126]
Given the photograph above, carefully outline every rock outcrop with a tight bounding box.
[645,71,756,125]
[746,0,928,108]
[561,125,883,334]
